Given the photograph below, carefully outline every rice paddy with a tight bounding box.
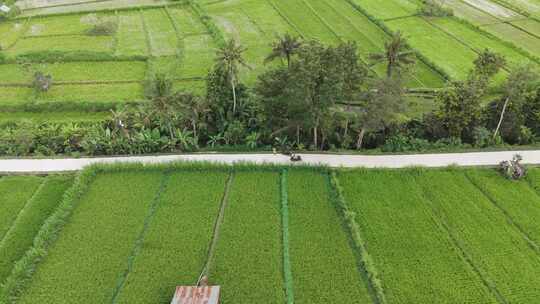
[1,164,540,303]
[0,0,538,122]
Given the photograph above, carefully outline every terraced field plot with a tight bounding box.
[2,165,540,303]
[442,0,540,57]
[0,5,211,121]
[0,174,72,282]
[1,0,539,122]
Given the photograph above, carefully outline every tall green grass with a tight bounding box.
[115,11,148,56]
[114,171,228,303]
[17,171,164,304]
[210,171,285,304]
[143,8,178,56]
[466,169,540,246]
[338,170,498,303]
[0,175,73,282]
[417,170,540,303]
[0,176,43,242]
[288,170,373,303]
[527,168,540,193]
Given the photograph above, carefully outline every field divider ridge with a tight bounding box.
[416,174,509,304]
[264,0,305,38]
[279,169,294,304]
[342,0,450,81]
[164,5,186,70]
[0,167,98,304]
[22,33,91,39]
[453,16,540,63]
[420,17,512,72]
[525,173,540,199]
[299,0,342,42]
[198,171,233,282]
[4,16,32,51]
[382,14,418,22]
[464,172,540,253]
[188,0,226,47]
[139,8,153,57]
[327,171,385,304]
[0,178,47,248]
[110,171,171,304]
[457,0,540,38]
[425,15,539,67]
[489,0,540,23]
[240,7,267,37]
[111,10,120,55]
[317,0,374,69]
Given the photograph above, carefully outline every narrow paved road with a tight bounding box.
[0,150,539,173]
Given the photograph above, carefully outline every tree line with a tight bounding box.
[0,33,539,156]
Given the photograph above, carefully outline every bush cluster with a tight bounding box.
[418,0,454,17]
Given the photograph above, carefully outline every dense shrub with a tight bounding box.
[381,134,467,152]
[418,0,454,17]
[32,72,53,92]
[14,51,146,63]
[500,154,527,180]
[85,21,118,36]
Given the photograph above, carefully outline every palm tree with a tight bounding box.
[264,33,302,68]
[215,38,249,113]
[370,31,415,78]
[177,93,209,139]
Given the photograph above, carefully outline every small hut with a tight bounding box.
[170,286,220,304]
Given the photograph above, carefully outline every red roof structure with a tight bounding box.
[170,286,220,304]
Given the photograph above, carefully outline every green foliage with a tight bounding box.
[472,126,493,148]
[265,33,302,68]
[0,175,72,281]
[32,72,53,93]
[484,66,539,144]
[288,171,372,303]
[381,134,466,152]
[0,1,538,156]
[418,0,454,17]
[436,52,500,139]
[473,49,506,78]
[144,73,173,99]
[369,31,415,78]
[85,20,118,36]
[13,50,147,63]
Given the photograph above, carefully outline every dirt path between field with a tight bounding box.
[0,150,539,172]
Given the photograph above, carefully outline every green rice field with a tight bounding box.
[1,164,540,303]
[1,0,538,122]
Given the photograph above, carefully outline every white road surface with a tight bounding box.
[0,150,539,173]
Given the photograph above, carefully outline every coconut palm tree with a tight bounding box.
[370,31,415,78]
[214,38,249,113]
[264,33,302,68]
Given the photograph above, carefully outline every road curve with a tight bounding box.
[0,150,539,173]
